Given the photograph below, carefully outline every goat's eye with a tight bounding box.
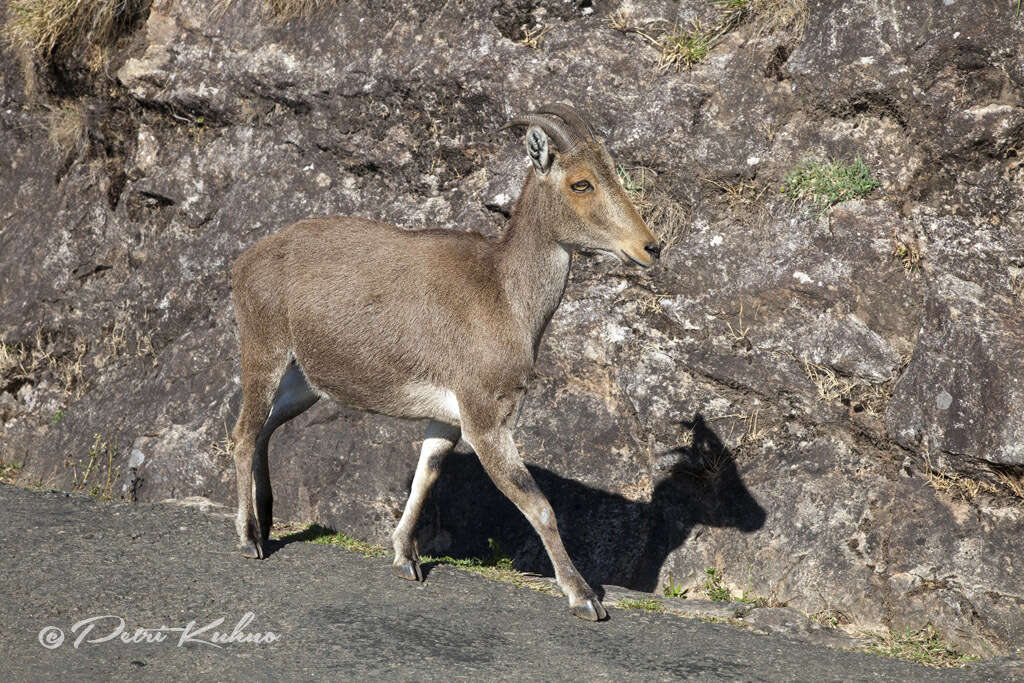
[570,180,593,193]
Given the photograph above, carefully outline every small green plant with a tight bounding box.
[50,409,64,425]
[782,157,881,216]
[704,568,732,602]
[663,577,688,598]
[891,227,922,273]
[617,598,666,613]
[864,626,981,668]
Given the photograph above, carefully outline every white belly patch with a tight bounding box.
[402,382,461,424]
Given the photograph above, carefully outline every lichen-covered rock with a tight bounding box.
[2,0,1022,657]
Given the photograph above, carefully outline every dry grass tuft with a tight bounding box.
[748,0,807,39]
[216,0,340,23]
[0,460,23,484]
[46,100,87,155]
[3,0,146,59]
[0,339,27,379]
[211,421,235,462]
[923,452,1024,505]
[1,330,87,399]
[702,176,770,222]
[802,360,890,416]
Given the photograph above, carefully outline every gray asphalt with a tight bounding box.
[0,484,1013,682]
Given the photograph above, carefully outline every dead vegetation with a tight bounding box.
[802,360,891,416]
[1,330,88,400]
[609,0,807,71]
[210,420,235,462]
[516,25,550,50]
[216,0,341,23]
[701,176,771,222]
[3,0,148,62]
[712,408,779,450]
[747,0,807,39]
[923,451,1024,506]
[46,100,87,155]
[891,227,923,273]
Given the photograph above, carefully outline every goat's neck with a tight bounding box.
[496,175,572,353]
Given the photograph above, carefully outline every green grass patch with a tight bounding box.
[864,626,981,668]
[616,598,666,613]
[782,157,881,216]
[282,523,387,557]
[659,22,714,70]
[283,526,555,594]
[422,538,557,595]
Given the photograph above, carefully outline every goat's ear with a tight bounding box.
[525,126,552,175]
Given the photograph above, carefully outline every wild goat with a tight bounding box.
[229,103,660,621]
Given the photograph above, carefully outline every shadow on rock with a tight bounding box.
[417,414,767,593]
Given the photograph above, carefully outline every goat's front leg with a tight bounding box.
[392,420,461,581]
[463,422,607,621]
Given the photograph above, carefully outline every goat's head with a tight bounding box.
[505,103,661,267]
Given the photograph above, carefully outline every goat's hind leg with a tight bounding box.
[232,370,275,559]
[252,361,319,544]
[392,420,461,581]
[233,354,318,559]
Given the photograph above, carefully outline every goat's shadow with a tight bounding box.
[414,414,766,593]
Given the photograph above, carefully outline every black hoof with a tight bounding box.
[240,539,264,559]
[392,559,422,582]
[571,598,608,622]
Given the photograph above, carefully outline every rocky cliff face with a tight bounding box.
[2,0,1022,656]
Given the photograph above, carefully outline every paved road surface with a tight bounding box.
[0,484,1016,681]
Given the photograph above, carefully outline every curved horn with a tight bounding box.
[502,114,580,152]
[536,102,597,140]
